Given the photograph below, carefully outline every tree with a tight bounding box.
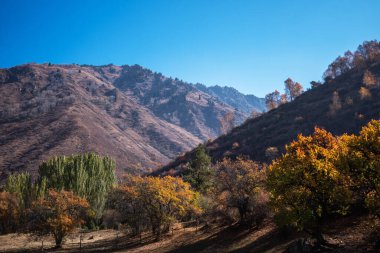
[267,128,352,244]
[359,87,372,100]
[108,175,148,235]
[284,78,304,101]
[340,120,380,217]
[0,192,19,234]
[362,70,377,88]
[114,176,200,240]
[250,110,262,119]
[265,90,281,110]
[5,172,46,224]
[328,91,342,116]
[37,153,116,221]
[28,189,90,247]
[280,94,288,105]
[310,81,322,89]
[219,112,234,135]
[183,145,213,193]
[213,157,268,226]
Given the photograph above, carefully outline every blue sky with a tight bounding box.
[1,0,380,97]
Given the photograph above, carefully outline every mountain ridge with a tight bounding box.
[156,60,380,175]
[0,63,263,180]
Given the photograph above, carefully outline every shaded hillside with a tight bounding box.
[194,83,266,114]
[0,64,248,179]
[157,61,380,174]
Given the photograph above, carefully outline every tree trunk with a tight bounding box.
[54,234,63,248]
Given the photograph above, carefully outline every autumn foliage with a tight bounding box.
[28,189,90,247]
[267,128,352,241]
[111,175,201,240]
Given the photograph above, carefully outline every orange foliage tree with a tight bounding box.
[28,189,90,247]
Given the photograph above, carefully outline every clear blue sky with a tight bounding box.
[1,0,380,97]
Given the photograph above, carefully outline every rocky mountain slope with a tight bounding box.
[157,61,380,175]
[194,83,266,114]
[0,63,262,179]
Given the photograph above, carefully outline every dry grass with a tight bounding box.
[0,214,378,253]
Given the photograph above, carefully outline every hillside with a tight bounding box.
[0,63,259,179]
[194,83,266,114]
[157,61,380,174]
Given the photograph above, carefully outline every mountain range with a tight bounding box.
[0,63,264,180]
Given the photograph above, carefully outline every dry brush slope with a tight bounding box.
[157,61,380,174]
[0,63,250,179]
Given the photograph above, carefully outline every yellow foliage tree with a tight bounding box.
[341,120,380,217]
[267,127,352,243]
[113,176,201,240]
[28,189,90,247]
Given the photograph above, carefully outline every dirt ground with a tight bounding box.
[0,215,378,253]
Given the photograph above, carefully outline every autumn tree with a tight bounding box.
[362,70,377,88]
[265,90,281,111]
[114,176,200,240]
[183,145,213,193]
[0,192,20,234]
[37,153,116,221]
[28,190,90,247]
[340,120,380,217]
[284,78,304,101]
[323,41,380,80]
[267,128,352,244]
[213,157,268,226]
[219,111,234,135]
[280,94,288,105]
[359,86,372,100]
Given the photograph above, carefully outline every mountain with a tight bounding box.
[194,83,266,114]
[0,63,259,180]
[156,61,380,175]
